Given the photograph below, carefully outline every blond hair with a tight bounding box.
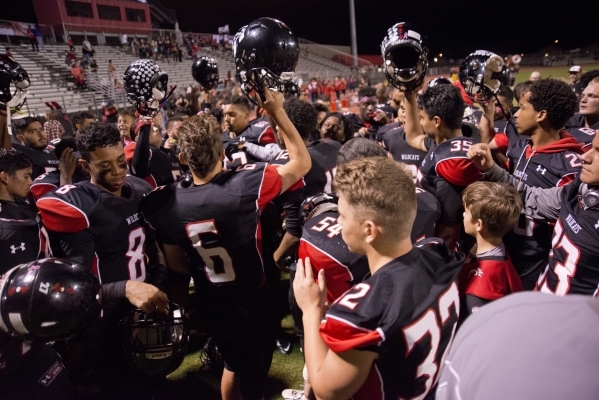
[177,114,222,178]
[334,157,416,239]
[462,182,522,237]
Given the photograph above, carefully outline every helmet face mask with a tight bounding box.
[0,55,30,110]
[192,57,219,90]
[381,23,428,92]
[234,18,300,102]
[123,59,173,117]
[459,50,509,104]
[300,193,339,226]
[121,302,190,376]
[0,258,101,341]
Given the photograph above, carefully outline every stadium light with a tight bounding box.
[434,57,438,62]
[349,0,358,67]
[439,53,443,57]
[555,39,559,43]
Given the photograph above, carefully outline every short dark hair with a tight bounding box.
[76,122,121,162]
[358,86,376,99]
[178,114,222,178]
[71,111,95,130]
[225,95,251,111]
[166,116,185,130]
[207,107,224,124]
[118,109,135,119]
[513,80,533,103]
[528,79,577,130]
[0,149,32,175]
[53,136,79,160]
[337,138,387,165]
[580,70,599,90]
[283,97,317,140]
[419,84,465,130]
[13,117,42,136]
[313,102,329,115]
[497,85,514,105]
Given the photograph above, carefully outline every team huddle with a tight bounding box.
[1,17,599,400]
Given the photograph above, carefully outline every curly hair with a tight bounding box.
[334,157,416,239]
[419,84,465,130]
[463,182,522,237]
[319,112,353,143]
[528,79,577,130]
[178,114,222,178]
[336,138,387,165]
[0,148,32,175]
[283,97,317,140]
[53,136,79,160]
[71,111,95,130]
[358,86,376,99]
[76,122,121,162]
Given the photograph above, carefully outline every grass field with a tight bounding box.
[514,63,599,85]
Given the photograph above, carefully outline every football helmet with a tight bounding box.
[459,50,509,103]
[199,336,224,371]
[300,193,339,226]
[192,56,219,90]
[233,17,300,101]
[121,302,189,376]
[0,258,101,340]
[381,22,428,92]
[123,59,174,117]
[427,77,452,88]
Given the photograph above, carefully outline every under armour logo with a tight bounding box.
[536,165,547,175]
[39,375,52,385]
[10,243,26,254]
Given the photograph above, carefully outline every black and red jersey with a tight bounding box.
[36,177,153,284]
[271,139,340,237]
[223,117,276,147]
[299,210,370,303]
[30,170,89,202]
[140,163,282,294]
[417,137,482,224]
[320,238,465,400]
[565,113,598,150]
[124,142,182,188]
[12,143,58,180]
[0,198,50,272]
[503,135,583,266]
[381,126,428,178]
[458,255,523,302]
[537,176,599,296]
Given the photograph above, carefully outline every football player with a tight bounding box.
[0,149,50,270]
[12,117,59,179]
[294,156,464,400]
[141,87,311,400]
[468,136,599,295]
[222,95,276,147]
[404,84,483,250]
[36,122,167,395]
[71,110,96,135]
[479,79,582,289]
[344,86,391,138]
[565,76,599,148]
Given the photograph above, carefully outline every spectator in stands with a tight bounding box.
[82,37,93,64]
[308,78,319,103]
[102,100,118,126]
[176,44,183,62]
[348,75,356,92]
[108,59,116,85]
[67,35,74,51]
[120,33,128,50]
[4,47,12,58]
[90,58,98,73]
[131,36,140,56]
[70,61,86,90]
[27,28,38,52]
[64,50,76,66]
[118,109,135,145]
[569,65,583,100]
[43,110,65,142]
[71,111,96,135]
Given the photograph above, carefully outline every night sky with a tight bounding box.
[4,0,598,58]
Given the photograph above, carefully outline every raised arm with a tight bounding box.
[403,90,428,152]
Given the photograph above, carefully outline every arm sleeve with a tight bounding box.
[51,230,96,269]
[257,164,283,208]
[100,281,127,307]
[435,180,465,224]
[280,190,304,238]
[130,123,152,178]
[244,142,282,162]
[484,163,562,221]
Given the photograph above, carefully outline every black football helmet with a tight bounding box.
[121,302,189,376]
[459,50,509,103]
[300,193,339,226]
[381,22,428,92]
[0,258,101,340]
[427,77,452,89]
[0,54,30,116]
[123,59,174,117]
[233,17,300,101]
[192,56,219,90]
[199,337,224,371]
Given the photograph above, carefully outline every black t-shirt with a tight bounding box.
[320,238,465,400]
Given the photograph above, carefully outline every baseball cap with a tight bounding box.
[569,66,581,73]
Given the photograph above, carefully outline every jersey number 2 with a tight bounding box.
[186,220,236,283]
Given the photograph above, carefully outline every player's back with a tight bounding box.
[141,163,282,294]
[11,143,58,179]
[321,238,465,399]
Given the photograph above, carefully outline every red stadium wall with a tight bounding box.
[32,0,152,32]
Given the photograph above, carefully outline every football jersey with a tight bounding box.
[124,142,182,188]
[503,136,583,265]
[36,177,153,284]
[12,143,59,179]
[458,254,523,303]
[375,121,401,143]
[320,238,465,400]
[223,117,276,147]
[344,112,386,139]
[537,177,599,295]
[30,170,89,202]
[0,198,50,272]
[417,137,482,224]
[381,126,429,178]
[564,114,598,150]
[271,139,341,237]
[141,163,282,294]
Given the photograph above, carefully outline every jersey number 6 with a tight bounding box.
[186,220,236,283]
